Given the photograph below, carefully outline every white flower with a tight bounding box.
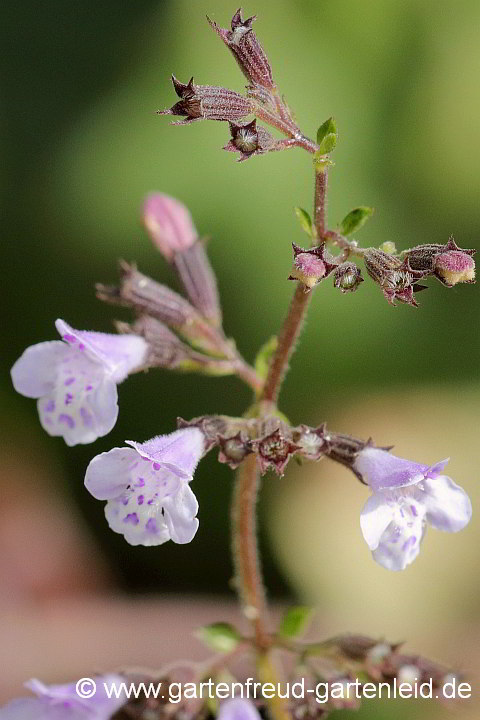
[355,448,472,571]
[84,428,205,546]
[11,319,148,445]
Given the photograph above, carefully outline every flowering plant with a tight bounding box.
[6,7,475,720]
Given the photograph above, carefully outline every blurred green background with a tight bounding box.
[2,0,479,717]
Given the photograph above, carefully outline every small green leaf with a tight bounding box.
[294,207,313,237]
[339,206,374,236]
[318,132,337,154]
[316,117,337,146]
[279,606,314,639]
[195,623,241,653]
[254,335,278,381]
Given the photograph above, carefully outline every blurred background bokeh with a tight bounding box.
[1,0,479,717]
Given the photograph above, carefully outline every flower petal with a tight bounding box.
[11,341,69,398]
[126,427,205,479]
[360,492,395,550]
[163,482,199,544]
[372,523,425,571]
[370,499,426,571]
[421,475,472,532]
[55,319,148,382]
[38,374,118,446]
[354,447,435,491]
[84,447,138,500]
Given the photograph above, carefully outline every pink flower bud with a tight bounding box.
[288,242,338,290]
[143,193,197,261]
[434,249,475,287]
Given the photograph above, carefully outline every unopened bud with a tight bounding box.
[208,9,275,90]
[288,243,338,290]
[379,241,397,254]
[404,236,476,287]
[143,193,197,261]
[333,262,364,293]
[159,76,252,124]
[434,249,475,286]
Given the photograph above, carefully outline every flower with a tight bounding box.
[84,428,205,546]
[143,192,198,261]
[217,698,261,720]
[11,319,148,446]
[0,675,125,720]
[355,448,472,571]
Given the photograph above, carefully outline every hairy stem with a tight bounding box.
[261,283,312,404]
[261,168,329,404]
[232,454,269,649]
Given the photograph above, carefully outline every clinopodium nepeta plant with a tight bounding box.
[7,8,475,720]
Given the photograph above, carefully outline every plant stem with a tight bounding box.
[261,167,328,404]
[232,454,269,649]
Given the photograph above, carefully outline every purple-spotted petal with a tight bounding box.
[360,492,395,550]
[372,522,425,571]
[126,427,205,479]
[354,447,438,491]
[38,372,118,446]
[217,699,262,720]
[370,498,426,571]
[421,475,472,532]
[11,341,70,398]
[55,319,148,382]
[163,483,199,544]
[84,447,138,499]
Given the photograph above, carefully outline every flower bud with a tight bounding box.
[333,262,364,293]
[143,193,197,261]
[434,249,475,286]
[97,263,222,355]
[288,243,338,290]
[158,76,252,125]
[404,236,476,287]
[208,9,275,90]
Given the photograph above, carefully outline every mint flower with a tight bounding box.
[355,448,472,571]
[11,319,148,446]
[84,428,205,546]
[0,675,125,720]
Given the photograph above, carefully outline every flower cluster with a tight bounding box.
[5,7,477,719]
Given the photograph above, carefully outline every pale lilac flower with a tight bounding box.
[143,192,198,261]
[355,448,472,571]
[84,428,205,546]
[217,699,261,720]
[0,675,125,720]
[11,319,148,446]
